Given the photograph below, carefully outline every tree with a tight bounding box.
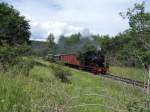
[92,35,111,53]
[121,1,150,94]
[0,2,31,69]
[65,33,81,46]
[47,33,56,54]
[0,2,31,46]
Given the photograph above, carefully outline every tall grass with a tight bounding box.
[0,57,35,77]
[0,58,149,112]
[0,76,31,112]
[51,64,72,83]
[109,66,148,82]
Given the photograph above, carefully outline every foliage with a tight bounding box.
[0,44,30,71]
[0,2,31,68]
[29,40,48,56]
[120,2,150,67]
[51,64,72,83]
[92,35,111,53]
[12,57,35,76]
[92,2,150,67]
[0,56,35,77]
[47,33,56,54]
[65,33,81,45]
[127,100,150,112]
[0,2,31,46]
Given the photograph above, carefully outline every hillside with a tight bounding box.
[0,58,148,112]
[30,40,49,56]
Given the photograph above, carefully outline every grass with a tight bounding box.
[0,58,149,112]
[109,66,149,82]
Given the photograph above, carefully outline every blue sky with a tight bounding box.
[1,0,150,41]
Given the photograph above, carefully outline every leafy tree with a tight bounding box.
[0,2,31,46]
[120,1,150,69]
[0,2,31,69]
[99,2,150,67]
[92,35,111,53]
[47,33,56,54]
[65,33,81,45]
[120,1,150,94]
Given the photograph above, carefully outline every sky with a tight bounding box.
[1,0,150,41]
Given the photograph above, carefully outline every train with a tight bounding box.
[49,50,108,74]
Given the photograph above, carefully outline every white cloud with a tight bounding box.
[30,20,86,41]
[2,0,149,41]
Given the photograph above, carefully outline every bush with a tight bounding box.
[127,100,150,112]
[0,46,17,71]
[0,45,30,72]
[51,65,72,83]
[11,58,35,76]
[55,61,65,65]
[1,57,35,77]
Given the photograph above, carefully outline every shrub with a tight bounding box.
[51,65,72,83]
[2,57,35,77]
[127,100,150,112]
[55,61,65,66]
[12,58,35,76]
[0,45,30,72]
[0,46,17,71]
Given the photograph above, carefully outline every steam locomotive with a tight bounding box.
[50,50,108,74]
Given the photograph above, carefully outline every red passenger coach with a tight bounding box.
[60,54,80,66]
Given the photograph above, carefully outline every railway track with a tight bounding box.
[101,73,149,89]
[65,64,149,89]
